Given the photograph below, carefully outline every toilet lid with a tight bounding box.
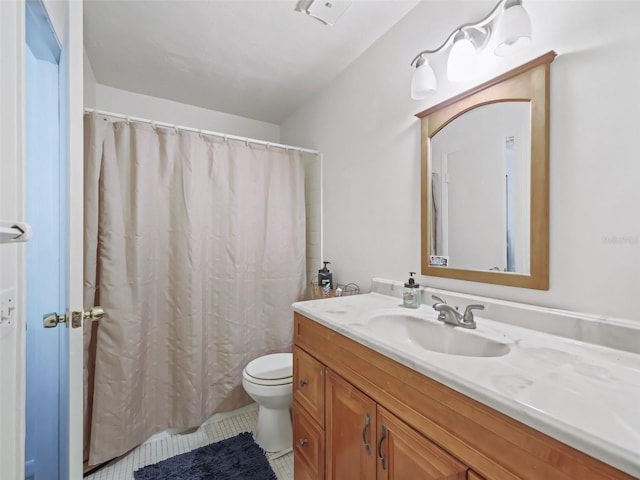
[245,353,292,381]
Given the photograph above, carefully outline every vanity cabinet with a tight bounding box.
[296,347,468,480]
[294,325,470,479]
[293,312,635,480]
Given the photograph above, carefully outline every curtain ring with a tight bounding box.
[223,135,228,143]
[245,138,249,147]
[125,116,131,125]
[151,121,157,130]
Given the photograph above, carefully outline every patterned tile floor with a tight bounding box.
[85,403,293,480]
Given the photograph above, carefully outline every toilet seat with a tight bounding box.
[243,353,292,386]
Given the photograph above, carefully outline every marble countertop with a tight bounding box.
[292,291,640,478]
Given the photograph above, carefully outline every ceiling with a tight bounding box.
[84,0,421,124]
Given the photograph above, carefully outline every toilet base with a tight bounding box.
[254,405,292,452]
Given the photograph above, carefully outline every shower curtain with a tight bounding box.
[83,113,307,465]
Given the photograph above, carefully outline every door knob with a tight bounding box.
[84,306,105,322]
[43,312,66,328]
[44,307,105,328]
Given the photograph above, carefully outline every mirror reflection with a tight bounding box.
[429,102,531,273]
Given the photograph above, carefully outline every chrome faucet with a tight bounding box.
[431,295,484,329]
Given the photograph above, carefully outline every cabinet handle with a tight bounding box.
[361,412,372,456]
[298,438,308,447]
[377,425,387,470]
[299,379,308,387]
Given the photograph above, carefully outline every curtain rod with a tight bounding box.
[83,108,321,156]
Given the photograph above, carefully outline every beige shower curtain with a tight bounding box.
[83,113,307,465]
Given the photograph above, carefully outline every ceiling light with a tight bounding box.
[409,0,533,95]
[295,0,352,26]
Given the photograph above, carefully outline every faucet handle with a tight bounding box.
[462,304,484,323]
[431,295,446,305]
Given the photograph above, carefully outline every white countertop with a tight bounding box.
[292,290,640,478]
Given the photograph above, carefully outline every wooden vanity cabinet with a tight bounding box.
[295,334,469,480]
[293,312,636,480]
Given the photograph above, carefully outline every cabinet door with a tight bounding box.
[326,369,377,480]
[294,345,325,426]
[377,407,467,480]
[293,400,325,480]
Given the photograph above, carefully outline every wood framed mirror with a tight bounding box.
[418,51,556,290]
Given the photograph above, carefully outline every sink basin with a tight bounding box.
[355,312,510,357]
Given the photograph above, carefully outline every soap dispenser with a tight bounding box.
[318,261,333,291]
[403,272,421,309]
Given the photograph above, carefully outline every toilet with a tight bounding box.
[242,352,293,452]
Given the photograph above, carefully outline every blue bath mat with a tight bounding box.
[133,432,277,480]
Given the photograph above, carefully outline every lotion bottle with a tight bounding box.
[403,272,421,309]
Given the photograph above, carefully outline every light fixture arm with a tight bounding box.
[409,0,520,66]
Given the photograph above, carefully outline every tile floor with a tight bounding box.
[85,403,293,480]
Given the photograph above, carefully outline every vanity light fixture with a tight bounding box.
[410,0,532,99]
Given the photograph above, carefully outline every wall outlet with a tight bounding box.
[0,288,16,325]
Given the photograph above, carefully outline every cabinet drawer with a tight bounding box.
[293,400,325,480]
[293,345,325,426]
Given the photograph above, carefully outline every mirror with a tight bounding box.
[418,51,556,290]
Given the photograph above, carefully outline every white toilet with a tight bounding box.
[242,352,293,452]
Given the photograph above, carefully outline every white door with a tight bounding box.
[0,1,83,478]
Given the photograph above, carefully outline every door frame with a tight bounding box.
[63,0,85,477]
[43,0,85,477]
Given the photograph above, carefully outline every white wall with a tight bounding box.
[281,0,640,321]
[84,48,96,107]
[92,84,281,142]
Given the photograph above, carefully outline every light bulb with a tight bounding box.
[411,57,437,99]
[494,4,532,56]
[447,36,479,82]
